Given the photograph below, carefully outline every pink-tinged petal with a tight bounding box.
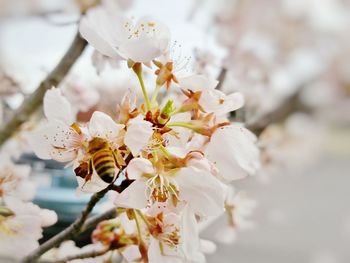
[44,88,74,124]
[39,209,58,227]
[118,17,170,63]
[26,125,53,159]
[200,239,217,254]
[214,226,237,244]
[176,167,225,216]
[89,111,124,140]
[113,180,148,209]
[79,6,126,59]
[50,147,78,162]
[126,158,154,180]
[122,245,141,262]
[178,74,218,92]
[225,92,245,111]
[148,238,183,263]
[205,125,260,181]
[76,172,110,193]
[124,117,153,156]
[181,205,206,262]
[199,90,244,115]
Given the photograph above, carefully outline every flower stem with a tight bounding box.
[166,122,195,130]
[133,209,143,244]
[133,63,151,111]
[150,84,162,105]
[136,209,151,229]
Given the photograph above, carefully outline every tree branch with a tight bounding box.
[45,246,111,263]
[22,156,134,263]
[216,68,227,90]
[246,92,310,136]
[22,185,111,263]
[0,30,87,147]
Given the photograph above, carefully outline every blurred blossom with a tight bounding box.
[214,186,256,244]
[215,0,350,122]
[258,113,324,181]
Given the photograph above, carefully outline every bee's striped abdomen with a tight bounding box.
[93,149,116,183]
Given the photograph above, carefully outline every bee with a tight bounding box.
[74,137,125,184]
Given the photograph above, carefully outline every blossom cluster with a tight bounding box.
[27,3,260,262]
[0,154,57,259]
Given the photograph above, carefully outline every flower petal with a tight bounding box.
[89,111,124,140]
[113,180,148,209]
[205,124,260,181]
[126,158,154,180]
[176,167,225,216]
[43,88,74,124]
[178,74,218,92]
[124,117,153,156]
[79,6,126,59]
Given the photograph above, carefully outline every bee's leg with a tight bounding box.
[85,159,93,182]
[113,149,126,168]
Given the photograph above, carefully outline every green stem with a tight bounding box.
[166,122,196,130]
[135,71,151,111]
[133,209,143,244]
[150,84,162,105]
[136,209,151,229]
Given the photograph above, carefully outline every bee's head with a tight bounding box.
[88,137,109,154]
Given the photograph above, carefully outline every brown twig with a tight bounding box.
[246,92,310,136]
[22,160,134,263]
[22,185,111,263]
[0,31,87,147]
[216,68,227,90]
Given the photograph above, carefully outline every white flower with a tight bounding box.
[79,5,170,63]
[215,187,256,244]
[28,88,85,162]
[0,197,57,259]
[205,124,260,181]
[147,205,205,263]
[115,158,225,216]
[178,74,244,115]
[76,111,125,193]
[0,161,35,201]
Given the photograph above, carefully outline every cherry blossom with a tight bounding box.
[115,157,225,217]
[0,197,57,259]
[79,4,170,64]
[0,161,35,201]
[214,187,256,244]
[27,88,86,162]
[205,124,260,181]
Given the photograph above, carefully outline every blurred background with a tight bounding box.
[1,0,350,262]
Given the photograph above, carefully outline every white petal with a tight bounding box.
[26,125,53,159]
[39,209,58,227]
[181,205,206,262]
[113,180,148,209]
[199,90,244,115]
[126,158,154,180]
[176,167,225,216]
[44,88,74,124]
[122,245,141,262]
[79,6,126,59]
[178,74,218,92]
[214,226,237,244]
[148,238,182,263]
[200,239,217,254]
[89,111,124,140]
[76,172,110,193]
[118,17,170,63]
[206,125,260,181]
[124,117,153,156]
